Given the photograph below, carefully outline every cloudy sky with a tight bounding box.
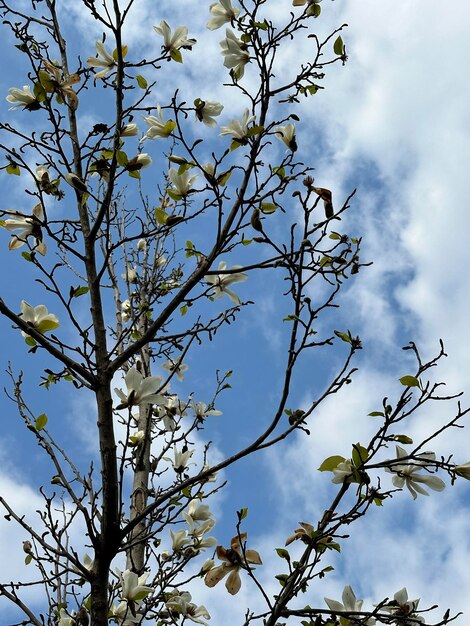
[1,0,470,624]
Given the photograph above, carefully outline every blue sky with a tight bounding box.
[1,0,470,624]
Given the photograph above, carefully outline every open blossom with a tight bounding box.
[220,108,255,143]
[325,585,375,625]
[183,499,212,526]
[115,367,168,409]
[381,588,424,625]
[205,261,248,304]
[143,106,176,140]
[122,267,138,283]
[204,534,261,595]
[6,85,39,110]
[162,358,189,381]
[42,60,80,109]
[220,29,250,79]
[386,445,445,499]
[171,529,190,552]
[154,20,196,52]
[168,167,198,197]
[165,446,194,473]
[191,401,222,421]
[87,41,116,79]
[110,601,142,625]
[207,0,240,30]
[2,203,46,255]
[275,122,297,151]
[166,591,211,626]
[194,99,224,127]
[120,569,153,602]
[20,301,59,338]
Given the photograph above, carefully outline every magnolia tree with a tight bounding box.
[0,0,468,625]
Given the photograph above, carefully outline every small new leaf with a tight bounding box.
[35,413,48,431]
[399,375,420,388]
[136,74,147,89]
[333,35,344,56]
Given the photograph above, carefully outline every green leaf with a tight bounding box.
[36,319,60,333]
[25,336,36,347]
[113,45,128,61]
[352,443,368,467]
[185,240,195,258]
[33,81,46,102]
[180,304,188,316]
[155,208,168,225]
[217,170,232,186]
[72,286,89,298]
[311,4,321,17]
[247,125,264,137]
[394,434,414,445]
[238,507,248,520]
[254,20,268,30]
[260,202,277,214]
[35,413,48,431]
[241,33,251,43]
[241,238,252,246]
[275,548,290,560]
[329,232,341,240]
[128,170,141,179]
[333,35,344,56]
[334,330,351,344]
[116,150,128,167]
[399,375,420,387]
[368,411,384,417]
[21,252,32,262]
[318,455,345,472]
[167,189,183,201]
[6,163,20,175]
[275,574,289,586]
[25,554,33,565]
[230,140,242,152]
[170,49,183,63]
[136,74,147,89]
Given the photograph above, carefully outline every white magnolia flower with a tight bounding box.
[220,29,250,79]
[6,85,38,110]
[121,299,132,322]
[220,108,255,143]
[192,401,222,421]
[166,591,211,626]
[154,20,196,52]
[128,430,145,446]
[194,99,224,127]
[171,529,190,552]
[165,447,194,473]
[204,533,261,595]
[110,601,142,625]
[331,459,354,484]
[207,0,240,30]
[126,153,152,171]
[201,558,215,573]
[162,358,189,382]
[115,367,168,409]
[190,519,217,550]
[455,461,470,480]
[274,122,297,151]
[143,106,176,140]
[168,167,198,197]
[58,609,76,626]
[381,588,424,625]
[121,123,138,137]
[325,585,375,625]
[205,261,248,304]
[20,301,59,338]
[87,41,116,79]
[122,267,138,283]
[2,203,46,255]
[183,499,212,526]
[386,445,445,499]
[137,238,147,251]
[120,569,153,601]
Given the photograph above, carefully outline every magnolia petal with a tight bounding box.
[225,568,241,595]
[204,564,229,587]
